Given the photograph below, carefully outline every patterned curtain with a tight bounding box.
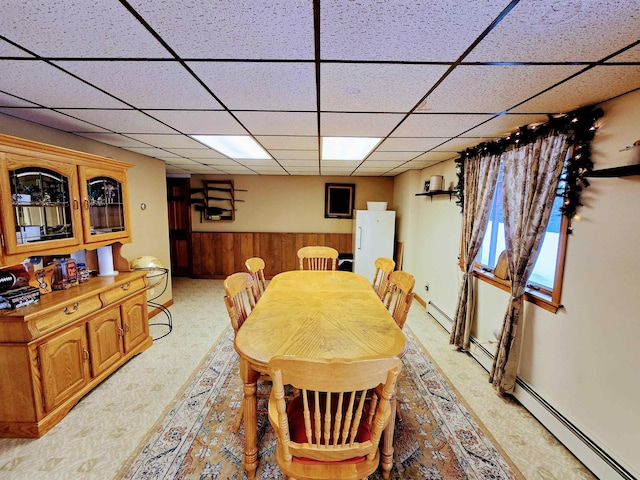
[490,132,570,394]
[450,153,501,350]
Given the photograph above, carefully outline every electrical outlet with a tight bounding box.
[424,284,429,291]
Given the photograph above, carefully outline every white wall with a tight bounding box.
[394,89,640,478]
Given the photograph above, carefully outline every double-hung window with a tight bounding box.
[474,161,568,312]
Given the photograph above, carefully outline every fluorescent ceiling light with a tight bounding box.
[192,135,270,159]
[322,137,381,161]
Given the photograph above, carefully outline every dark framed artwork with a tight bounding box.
[324,183,355,219]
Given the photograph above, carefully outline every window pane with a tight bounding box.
[477,166,504,269]
[529,194,563,289]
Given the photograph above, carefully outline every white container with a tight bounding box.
[429,175,444,192]
[367,201,387,211]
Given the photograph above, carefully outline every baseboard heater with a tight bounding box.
[427,301,635,480]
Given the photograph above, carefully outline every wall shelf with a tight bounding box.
[189,180,245,222]
[415,190,456,201]
[584,164,640,178]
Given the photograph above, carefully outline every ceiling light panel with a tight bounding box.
[1,61,127,108]
[511,66,640,115]
[466,0,640,62]
[425,65,583,114]
[127,0,314,60]
[2,1,169,58]
[322,138,380,161]
[321,63,448,112]
[320,1,508,61]
[234,112,317,136]
[192,135,270,159]
[145,110,246,135]
[320,113,405,137]
[56,61,221,110]
[189,62,316,110]
[58,110,177,135]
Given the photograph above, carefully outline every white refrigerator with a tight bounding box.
[352,210,396,282]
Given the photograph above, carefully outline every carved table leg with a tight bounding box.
[239,358,259,479]
[380,394,397,479]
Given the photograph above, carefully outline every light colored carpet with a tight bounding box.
[0,278,595,480]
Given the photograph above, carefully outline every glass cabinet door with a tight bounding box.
[1,161,82,254]
[86,177,126,235]
[80,166,130,244]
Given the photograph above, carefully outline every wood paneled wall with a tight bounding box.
[191,232,353,279]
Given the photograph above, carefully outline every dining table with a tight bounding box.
[233,269,407,479]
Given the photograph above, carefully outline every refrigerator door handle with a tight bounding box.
[357,226,362,250]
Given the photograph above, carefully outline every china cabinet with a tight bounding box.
[0,134,132,266]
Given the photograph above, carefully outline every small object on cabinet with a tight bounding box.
[0,285,40,310]
[423,180,430,192]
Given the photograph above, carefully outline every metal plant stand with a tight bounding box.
[138,267,173,340]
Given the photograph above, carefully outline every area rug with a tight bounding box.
[116,327,523,480]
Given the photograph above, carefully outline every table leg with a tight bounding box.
[380,394,397,479]
[239,358,259,479]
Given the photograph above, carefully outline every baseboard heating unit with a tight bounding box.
[427,301,636,480]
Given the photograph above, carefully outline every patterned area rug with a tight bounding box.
[117,327,523,480]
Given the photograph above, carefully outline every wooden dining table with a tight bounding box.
[234,270,407,479]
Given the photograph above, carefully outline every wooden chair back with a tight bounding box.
[383,270,415,329]
[268,355,401,479]
[223,272,257,333]
[245,257,267,300]
[297,246,339,271]
[372,257,395,299]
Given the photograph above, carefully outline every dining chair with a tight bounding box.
[245,256,267,300]
[297,246,339,271]
[268,355,402,480]
[223,272,268,432]
[383,270,415,330]
[372,257,396,300]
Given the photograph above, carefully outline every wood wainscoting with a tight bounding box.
[191,232,353,279]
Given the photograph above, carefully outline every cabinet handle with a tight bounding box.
[63,303,79,314]
[83,198,89,210]
[83,349,90,361]
[120,282,131,291]
[73,199,79,210]
[118,327,124,337]
[124,323,130,333]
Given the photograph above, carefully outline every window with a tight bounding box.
[474,162,568,312]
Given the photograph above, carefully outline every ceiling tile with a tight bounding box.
[320,0,511,61]
[58,109,177,134]
[0,108,109,133]
[74,133,150,148]
[466,0,640,62]
[125,133,207,148]
[189,62,316,110]
[0,39,33,57]
[0,60,127,108]
[321,113,405,136]
[144,110,246,135]
[393,114,494,137]
[234,112,317,135]
[2,1,170,58]
[255,136,317,149]
[464,114,548,138]
[376,137,447,151]
[511,66,640,114]
[0,93,39,107]
[279,159,319,167]
[367,151,421,161]
[162,148,227,159]
[56,61,221,109]
[127,0,314,59]
[270,150,318,160]
[321,63,448,112]
[425,65,583,113]
[606,45,640,63]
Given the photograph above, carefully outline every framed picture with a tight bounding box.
[325,183,355,219]
[423,180,430,193]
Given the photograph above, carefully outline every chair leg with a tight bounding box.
[233,403,244,433]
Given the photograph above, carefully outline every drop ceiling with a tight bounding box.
[1,1,638,177]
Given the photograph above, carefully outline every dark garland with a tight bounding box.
[454,106,603,220]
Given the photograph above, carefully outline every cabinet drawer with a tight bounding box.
[37,295,103,335]
[99,277,146,306]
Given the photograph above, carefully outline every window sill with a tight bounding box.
[472,269,562,313]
